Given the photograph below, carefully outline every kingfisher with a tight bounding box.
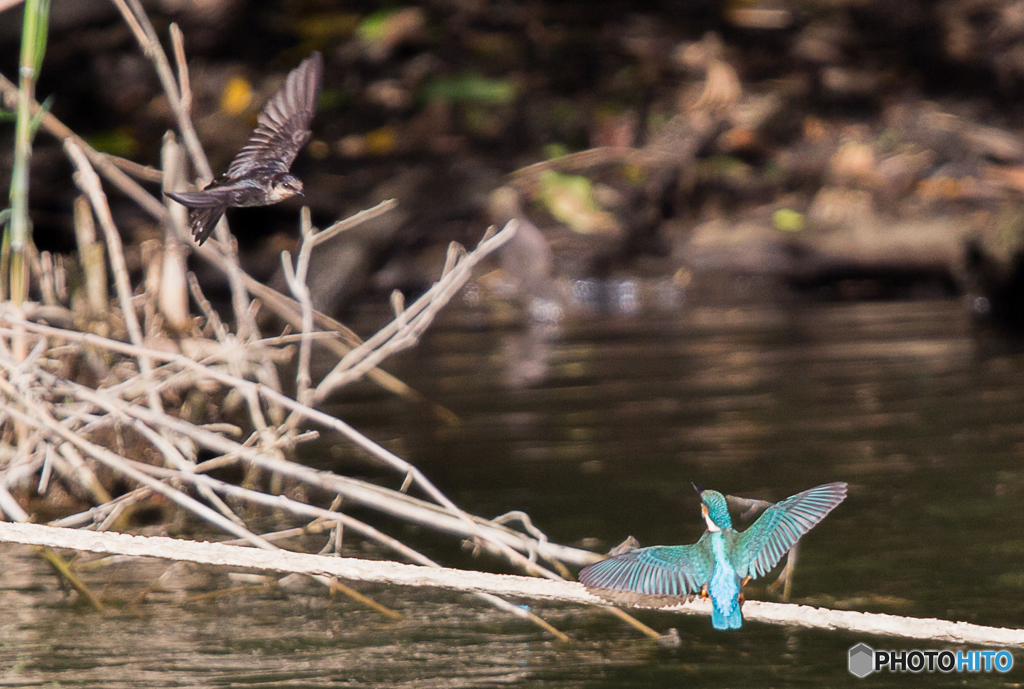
[578,482,847,630]
[165,51,323,244]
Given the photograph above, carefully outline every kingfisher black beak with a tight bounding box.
[692,482,704,495]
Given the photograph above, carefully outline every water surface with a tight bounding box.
[2,295,1022,687]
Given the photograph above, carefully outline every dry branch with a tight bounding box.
[0,203,590,636]
[0,1,646,639]
[0,70,435,410]
[0,522,1020,648]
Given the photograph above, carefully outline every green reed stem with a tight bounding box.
[4,0,50,305]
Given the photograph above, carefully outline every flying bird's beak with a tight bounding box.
[691,482,704,496]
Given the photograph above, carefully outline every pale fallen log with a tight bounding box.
[0,521,1020,648]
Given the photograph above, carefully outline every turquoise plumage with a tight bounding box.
[579,482,848,629]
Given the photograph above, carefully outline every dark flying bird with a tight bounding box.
[578,482,847,629]
[165,51,323,244]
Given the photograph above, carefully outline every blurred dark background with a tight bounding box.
[6,0,1024,318]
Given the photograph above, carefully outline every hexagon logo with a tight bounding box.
[849,643,874,678]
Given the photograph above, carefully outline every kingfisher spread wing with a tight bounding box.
[165,51,323,244]
[576,536,715,599]
[578,482,847,630]
[731,482,849,579]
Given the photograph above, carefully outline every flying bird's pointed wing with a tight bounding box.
[579,536,714,597]
[733,482,847,579]
[225,52,323,179]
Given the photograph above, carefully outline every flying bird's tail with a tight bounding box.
[164,190,223,208]
[188,206,226,245]
[165,190,226,244]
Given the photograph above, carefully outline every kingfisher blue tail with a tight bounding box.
[712,602,743,630]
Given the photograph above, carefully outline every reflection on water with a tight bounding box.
[3,295,1024,687]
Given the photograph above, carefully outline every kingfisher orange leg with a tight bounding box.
[738,575,752,603]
